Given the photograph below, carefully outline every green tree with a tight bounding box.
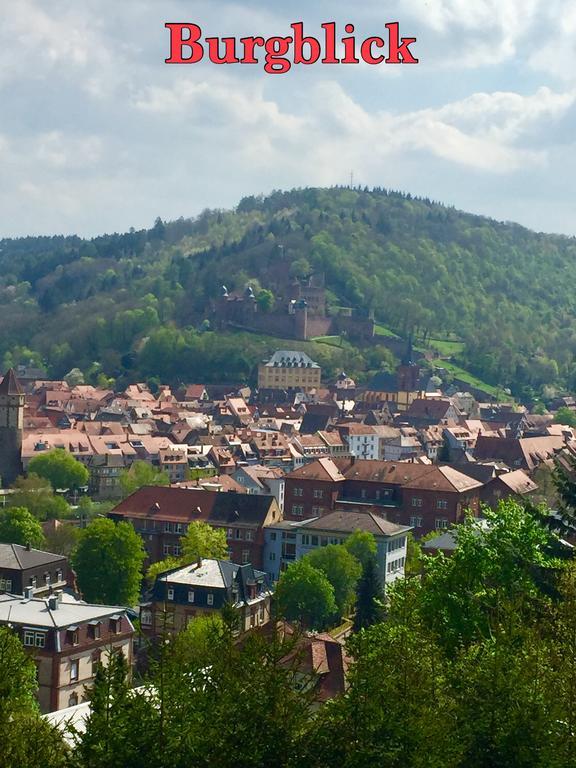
[180,521,228,564]
[256,289,275,313]
[554,406,576,427]
[9,474,70,520]
[0,507,46,548]
[0,627,67,768]
[275,559,337,629]
[119,460,169,497]
[353,557,383,631]
[72,518,145,605]
[28,449,90,492]
[419,499,562,652]
[344,529,377,569]
[44,521,81,558]
[146,556,182,586]
[306,544,362,618]
[74,649,158,768]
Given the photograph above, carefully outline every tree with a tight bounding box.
[119,460,169,497]
[146,556,182,586]
[552,450,576,536]
[256,289,275,313]
[275,559,337,629]
[28,449,89,492]
[44,521,81,558]
[354,557,383,631]
[0,627,67,768]
[74,649,158,768]
[554,407,576,427]
[0,507,46,548]
[419,500,562,652]
[9,474,70,520]
[72,518,145,605]
[306,544,362,618]
[180,521,228,564]
[344,529,377,569]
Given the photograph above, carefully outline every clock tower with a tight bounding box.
[0,369,24,487]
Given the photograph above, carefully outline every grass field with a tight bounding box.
[436,360,503,399]
[374,324,400,338]
[428,338,466,356]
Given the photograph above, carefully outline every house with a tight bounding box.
[402,398,461,427]
[110,486,281,568]
[280,630,349,705]
[0,543,70,596]
[337,423,379,460]
[284,458,346,521]
[264,509,411,586]
[142,559,273,637]
[474,435,566,472]
[0,592,134,713]
[480,469,538,507]
[233,464,286,512]
[258,351,321,393]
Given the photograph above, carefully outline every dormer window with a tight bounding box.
[67,627,79,646]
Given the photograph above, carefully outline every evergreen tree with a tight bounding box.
[353,557,383,631]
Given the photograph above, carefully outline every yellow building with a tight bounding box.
[258,350,321,392]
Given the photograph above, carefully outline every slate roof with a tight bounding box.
[0,369,23,396]
[0,543,66,571]
[263,351,320,368]
[301,509,411,537]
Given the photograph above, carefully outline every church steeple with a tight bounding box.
[0,369,24,487]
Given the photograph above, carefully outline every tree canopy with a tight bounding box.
[0,507,46,549]
[275,559,337,629]
[119,461,170,498]
[28,449,89,492]
[72,518,145,605]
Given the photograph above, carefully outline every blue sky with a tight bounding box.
[1,0,576,237]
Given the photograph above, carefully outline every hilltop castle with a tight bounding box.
[213,266,374,342]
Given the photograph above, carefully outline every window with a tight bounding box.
[188,590,195,603]
[245,530,254,542]
[301,534,310,546]
[67,628,79,646]
[140,609,152,626]
[0,578,12,592]
[29,576,37,588]
[270,532,277,541]
[409,516,423,528]
[411,498,422,507]
[24,630,35,647]
[235,529,243,540]
[311,506,323,515]
[44,573,51,586]
[293,487,303,497]
[310,535,319,546]
[269,552,276,561]
[291,505,304,516]
[360,489,367,500]
[110,617,122,634]
[164,522,172,533]
[207,593,214,606]
[70,660,79,683]
[227,527,234,538]
[435,518,449,530]
[163,544,171,556]
[175,523,183,534]
[33,632,46,648]
[313,489,323,499]
[436,500,448,510]
[68,692,79,708]
[242,550,250,564]
[173,543,182,557]
[167,588,175,601]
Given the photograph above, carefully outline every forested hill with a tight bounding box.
[1,186,576,396]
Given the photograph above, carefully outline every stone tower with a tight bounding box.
[0,369,24,487]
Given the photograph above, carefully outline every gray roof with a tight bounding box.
[0,593,133,630]
[158,559,267,590]
[264,351,320,368]
[301,510,411,537]
[0,543,66,571]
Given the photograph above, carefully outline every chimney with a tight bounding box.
[25,542,31,551]
[48,595,58,611]
[25,587,34,600]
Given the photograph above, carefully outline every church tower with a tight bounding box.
[0,369,24,487]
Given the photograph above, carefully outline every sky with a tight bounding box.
[1,0,576,238]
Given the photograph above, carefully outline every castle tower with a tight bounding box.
[0,369,24,487]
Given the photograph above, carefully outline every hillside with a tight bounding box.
[1,186,575,397]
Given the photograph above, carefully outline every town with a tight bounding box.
[0,336,572,733]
